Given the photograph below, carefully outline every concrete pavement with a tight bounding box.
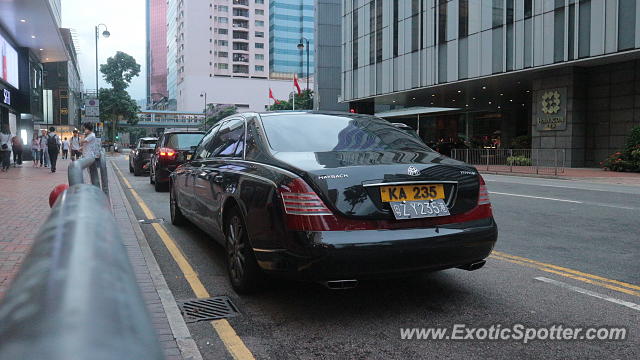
[109,155,640,360]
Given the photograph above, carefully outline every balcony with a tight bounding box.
[232,0,249,6]
[232,31,249,40]
[232,19,249,29]
[232,42,249,51]
[232,64,249,74]
[232,53,249,63]
[232,8,249,17]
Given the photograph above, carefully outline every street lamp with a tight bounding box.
[94,24,110,94]
[200,91,207,118]
[296,37,310,91]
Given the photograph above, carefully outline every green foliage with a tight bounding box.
[98,51,141,142]
[506,156,532,166]
[509,135,532,149]
[267,90,314,111]
[100,51,141,91]
[601,126,640,172]
[204,105,237,129]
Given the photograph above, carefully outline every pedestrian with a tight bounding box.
[30,132,39,167]
[47,126,61,173]
[80,122,102,181]
[70,130,81,161]
[61,137,69,159]
[39,129,49,168]
[0,124,12,172]
[11,133,23,167]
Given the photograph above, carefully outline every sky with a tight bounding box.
[61,0,147,101]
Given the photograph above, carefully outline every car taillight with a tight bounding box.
[158,147,176,158]
[478,175,490,205]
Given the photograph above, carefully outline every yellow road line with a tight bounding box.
[493,250,640,291]
[112,162,255,360]
[491,254,640,298]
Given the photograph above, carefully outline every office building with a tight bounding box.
[342,0,640,167]
[167,0,292,112]
[269,0,315,82]
[147,0,168,109]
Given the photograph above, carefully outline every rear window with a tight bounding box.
[165,133,204,150]
[260,114,432,153]
[141,140,156,148]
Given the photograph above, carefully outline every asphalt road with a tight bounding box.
[112,156,639,360]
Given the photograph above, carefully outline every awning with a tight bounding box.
[375,106,461,118]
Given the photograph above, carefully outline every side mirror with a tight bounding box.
[190,145,198,152]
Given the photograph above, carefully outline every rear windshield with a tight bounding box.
[141,140,156,148]
[165,133,204,150]
[260,114,432,153]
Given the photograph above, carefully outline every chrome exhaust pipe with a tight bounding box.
[457,260,486,271]
[323,279,359,290]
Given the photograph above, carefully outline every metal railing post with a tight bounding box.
[486,148,489,170]
[554,149,558,175]
[509,149,513,173]
[465,148,469,164]
[535,148,539,174]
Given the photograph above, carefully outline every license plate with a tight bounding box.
[380,184,445,202]
[390,199,450,219]
[186,154,192,161]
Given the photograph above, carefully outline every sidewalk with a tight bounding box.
[0,157,199,360]
[479,166,640,185]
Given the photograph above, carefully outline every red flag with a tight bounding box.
[293,74,302,95]
[269,88,280,104]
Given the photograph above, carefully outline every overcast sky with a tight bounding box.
[61,0,147,101]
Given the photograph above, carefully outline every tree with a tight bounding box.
[99,51,141,142]
[203,105,237,129]
[267,90,314,111]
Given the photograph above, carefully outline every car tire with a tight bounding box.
[154,178,168,192]
[170,183,188,226]
[150,166,156,184]
[133,164,142,177]
[225,207,262,294]
[129,162,133,173]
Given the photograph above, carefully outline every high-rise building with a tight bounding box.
[342,0,640,167]
[313,0,346,111]
[269,0,315,81]
[167,0,292,112]
[146,0,168,109]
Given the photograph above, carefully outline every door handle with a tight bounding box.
[213,175,224,184]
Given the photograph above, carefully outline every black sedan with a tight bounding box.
[129,137,158,176]
[170,112,497,293]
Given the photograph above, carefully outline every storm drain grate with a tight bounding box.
[138,218,165,224]
[178,296,240,323]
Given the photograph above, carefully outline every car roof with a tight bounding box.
[162,128,205,134]
[140,137,158,141]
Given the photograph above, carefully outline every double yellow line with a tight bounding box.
[491,251,640,297]
[112,162,255,360]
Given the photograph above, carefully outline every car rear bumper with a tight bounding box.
[253,217,498,281]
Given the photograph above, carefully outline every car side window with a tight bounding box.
[210,119,245,158]
[195,123,223,160]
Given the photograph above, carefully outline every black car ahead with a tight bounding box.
[150,129,205,191]
[129,137,158,176]
[170,112,497,293]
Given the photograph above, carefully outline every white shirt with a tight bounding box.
[0,132,12,152]
[62,140,70,150]
[82,132,101,159]
[70,136,81,150]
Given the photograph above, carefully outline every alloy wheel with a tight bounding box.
[227,216,246,284]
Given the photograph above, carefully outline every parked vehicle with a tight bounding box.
[169,112,497,293]
[129,137,158,176]
[150,129,205,192]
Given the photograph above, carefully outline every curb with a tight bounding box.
[110,161,203,360]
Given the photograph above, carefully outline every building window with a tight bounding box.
[578,0,591,58]
[411,0,421,52]
[255,0,264,4]
[492,0,503,28]
[618,0,636,50]
[218,63,229,69]
[393,0,399,56]
[255,65,264,72]
[234,42,249,50]
[255,42,264,49]
[255,54,264,60]
[437,0,446,45]
[255,9,264,15]
[376,0,382,63]
[369,1,375,65]
[233,64,249,74]
[524,0,532,18]
[217,17,228,24]
[255,20,264,27]
[568,3,575,60]
[554,5,565,63]
[217,28,228,35]
[353,6,359,68]
[216,40,228,46]
[218,51,228,58]
[459,0,469,38]
[218,5,228,12]
[255,31,264,38]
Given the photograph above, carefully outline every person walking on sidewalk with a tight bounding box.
[61,137,69,159]
[70,130,82,161]
[11,134,23,167]
[30,132,39,167]
[47,127,61,173]
[39,129,49,168]
[81,122,101,179]
[0,124,12,172]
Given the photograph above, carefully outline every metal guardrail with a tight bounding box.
[451,148,566,175]
[0,160,163,359]
[68,149,109,197]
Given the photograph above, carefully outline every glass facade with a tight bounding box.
[166,0,178,109]
[341,0,640,102]
[268,0,315,79]
[147,0,168,105]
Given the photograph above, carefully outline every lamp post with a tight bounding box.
[200,92,207,125]
[296,37,310,91]
[94,24,110,94]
